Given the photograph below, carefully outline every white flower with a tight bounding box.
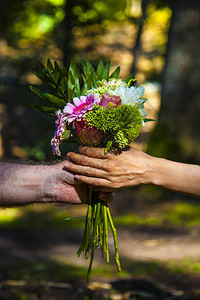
[109,86,147,120]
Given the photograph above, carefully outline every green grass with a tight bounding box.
[167,258,200,274]
[164,203,200,226]
[1,201,200,231]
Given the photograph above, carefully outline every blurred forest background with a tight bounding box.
[0,0,200,299]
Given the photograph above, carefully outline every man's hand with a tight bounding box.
[42,161,88,204]
[0,161,114,207]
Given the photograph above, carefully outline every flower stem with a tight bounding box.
[103,203,109,263]
[89,201,101,248]
[107,206,121,272]
[85,190,93,259]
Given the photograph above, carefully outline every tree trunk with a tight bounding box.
[147,0,200,164]
[62,0,74,68]
[130,0,149,75]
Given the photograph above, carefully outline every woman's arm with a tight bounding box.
[64,146,200,197]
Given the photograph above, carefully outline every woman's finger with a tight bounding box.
[79,146,108,159]
[75,174,112,187]
[68,152,108,170]
[64,161,108,178]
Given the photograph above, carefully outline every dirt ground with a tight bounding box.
[0,189,200,299]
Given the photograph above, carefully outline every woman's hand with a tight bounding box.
[65,146,153,192]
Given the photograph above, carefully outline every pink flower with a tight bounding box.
[100,92,122,109]
[63,92,100,124]
[51,110,66,156]
[76,120,103,146]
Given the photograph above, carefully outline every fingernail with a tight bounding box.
[75,175,80,179]
[67,152,71,157]
[65,163,69,168]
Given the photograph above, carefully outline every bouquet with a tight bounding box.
[30,58,151,282]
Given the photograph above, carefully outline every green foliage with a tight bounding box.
[85,104,143,149]
[30,58,122,117]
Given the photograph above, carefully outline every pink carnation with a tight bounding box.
[63,92,100,124]
[76,120,103,146]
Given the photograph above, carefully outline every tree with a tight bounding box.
[147,0,200,164]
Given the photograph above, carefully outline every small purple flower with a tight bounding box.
[63,92,100,125]
[51,110,66,156]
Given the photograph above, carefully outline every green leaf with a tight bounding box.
[60,77,68,93]
[81,71,95,94]
[86,58,95,74]
[80,74,88,94]
[47,59,53,71]
[105,140,113,154]
[62,130,71,140]
[109,66,120,79]
[81,59,96,87]
[103,61,111,80]
[29,104,57,116]
[43,93,66,106]
[54,61,60,72]
[68,57,80,100]
[93,71,98,84]
[30,86,45,100]
[96,58,104,80]
[60,67,68,79]
[143,118,157,123]
[124,76,136,85]
[30,86,66,106]
[44,81,64,98]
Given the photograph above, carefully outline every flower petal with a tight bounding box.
[63,103,75,114]
[73,97,81,106]
[80,96,87,103]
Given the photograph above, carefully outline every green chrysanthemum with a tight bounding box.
[85,104,143,149]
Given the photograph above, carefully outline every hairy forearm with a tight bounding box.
[0,162,50,206]
[148,157,200,196]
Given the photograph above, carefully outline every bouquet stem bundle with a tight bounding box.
[77,190,121,282]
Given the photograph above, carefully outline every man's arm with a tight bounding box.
[0,161,88,206]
